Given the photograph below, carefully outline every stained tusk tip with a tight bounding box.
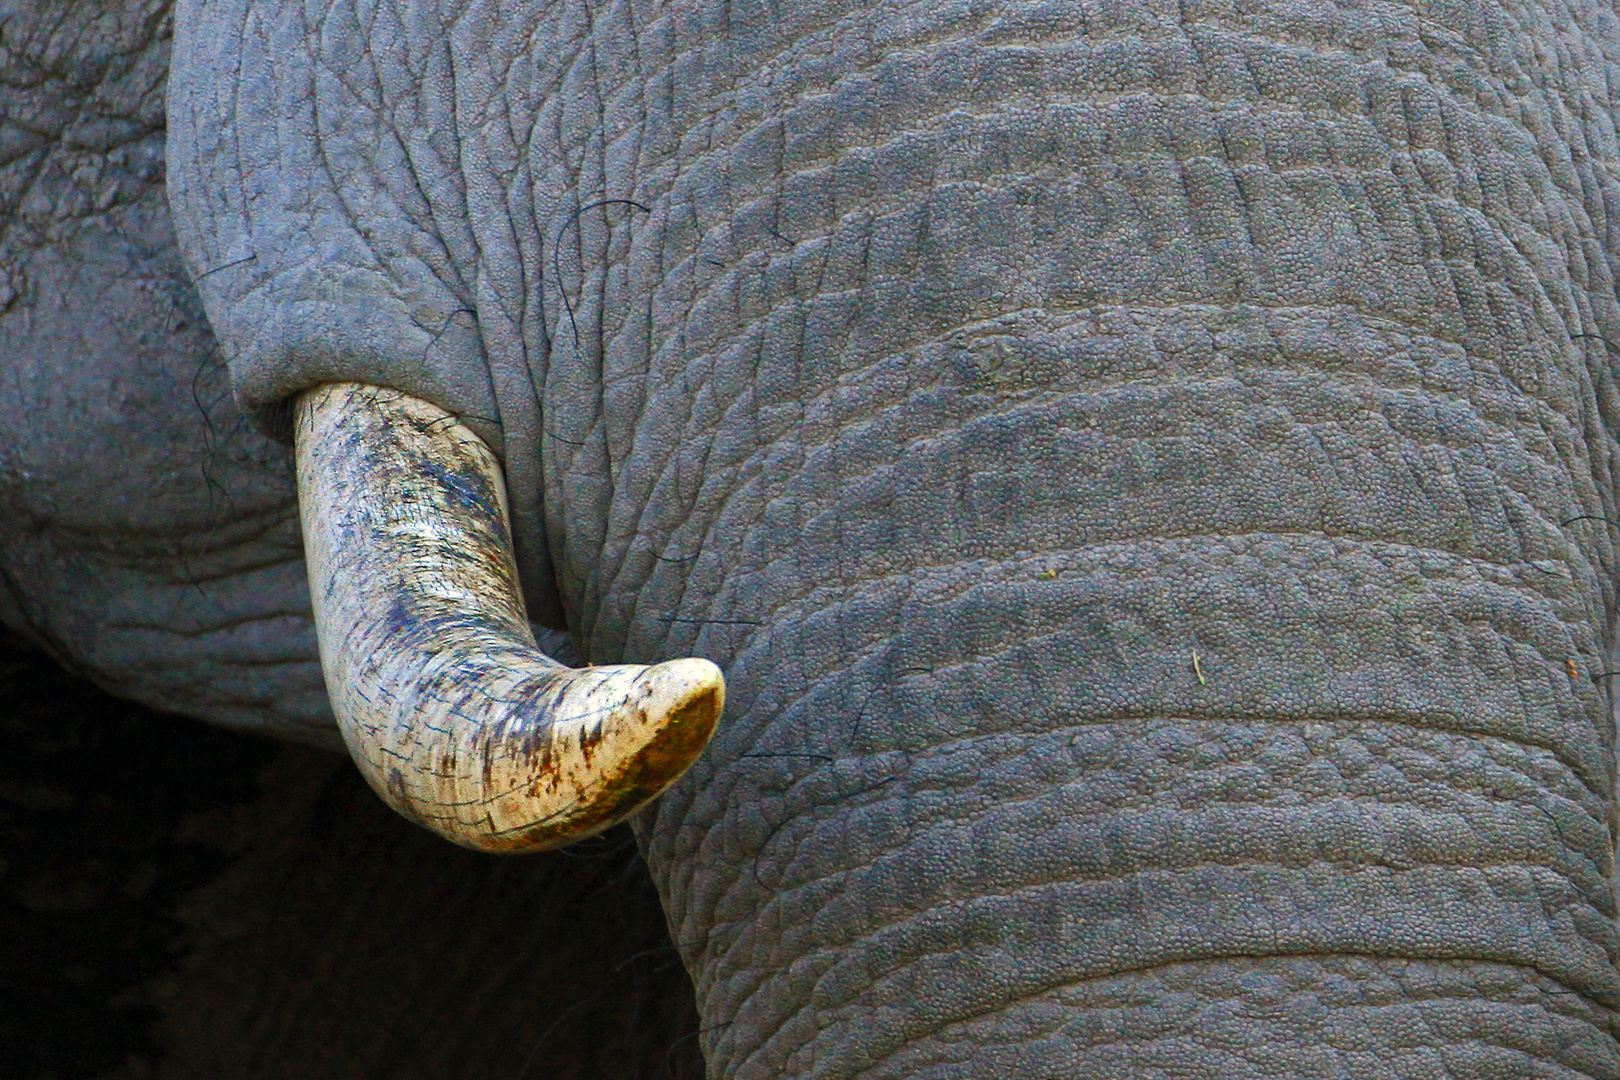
[642,658,725,712]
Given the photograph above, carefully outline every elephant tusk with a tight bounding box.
[293,382,723,852]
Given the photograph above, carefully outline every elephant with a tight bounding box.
[5,0,1620,1075]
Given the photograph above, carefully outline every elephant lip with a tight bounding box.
[293,381,724,852]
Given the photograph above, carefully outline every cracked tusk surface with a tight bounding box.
[294,382,723,852]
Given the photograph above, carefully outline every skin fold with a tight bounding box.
[0,0,332,740]
[6,0,1620,1076]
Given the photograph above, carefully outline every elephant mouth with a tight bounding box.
[294,382,724,851]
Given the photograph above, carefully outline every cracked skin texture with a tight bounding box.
[0,0,1609,1074]
[0,0,331,740]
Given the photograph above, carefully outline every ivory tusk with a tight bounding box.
[293,382,723,852]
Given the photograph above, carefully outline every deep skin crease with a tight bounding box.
[6,0,1620,1076]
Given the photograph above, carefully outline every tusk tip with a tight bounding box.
[640,657,726,716]
[625,656,726,779]
[476,657,726,854]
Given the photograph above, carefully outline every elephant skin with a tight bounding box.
[8,0,1620,1076]
[0,0,330,739]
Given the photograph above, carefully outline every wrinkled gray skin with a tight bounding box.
[0,0,331,739]
[8,0,1620,1075]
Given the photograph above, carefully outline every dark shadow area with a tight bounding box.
[0,639,703,1080]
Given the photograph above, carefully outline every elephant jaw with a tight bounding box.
[293,382,723,852]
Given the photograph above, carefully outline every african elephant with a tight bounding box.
[6,0,1620,1075]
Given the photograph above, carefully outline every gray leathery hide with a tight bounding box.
[0,1,332,740]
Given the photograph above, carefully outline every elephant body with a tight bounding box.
[7,0,1620,1075]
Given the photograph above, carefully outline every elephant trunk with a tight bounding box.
[565,6,1620,1070]
[626,314,1620,1074]
[293,382,722,851]
[649,547,1620,1075]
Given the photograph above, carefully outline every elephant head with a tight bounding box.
[7,0,1620,1075]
